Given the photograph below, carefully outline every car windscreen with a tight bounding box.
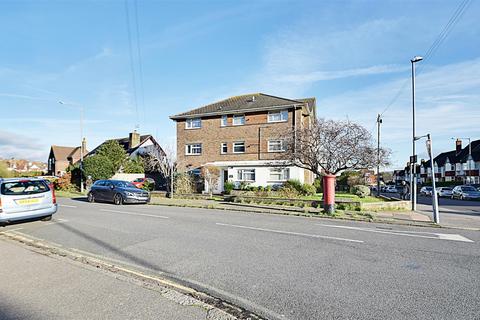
[462,186,476,192]
[113,181,136,188]
[1,180,49,195]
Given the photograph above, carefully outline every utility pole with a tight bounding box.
[426,134,440,223]
[411,56,423,211]
[376,114,382,197]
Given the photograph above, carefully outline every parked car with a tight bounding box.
[87,180,150,205]
[451,185,480,200]
[131,177,155,190]
[0,178,57,224]
[386,185,398,193]
[436,187,453,198]
[420,186,433,196]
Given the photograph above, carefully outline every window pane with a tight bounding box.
[221,115,227,126]
[233,142,245,153]
[221,143,227,153]
[233,115,245,125]
[186,118,201,128]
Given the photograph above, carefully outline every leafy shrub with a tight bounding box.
[123,156,145,174]
[266,185,272,192]
[350,185,370,198]
[142,180,154,191]
[301,183,317,196]
[83,154,115,181]
[224,181,234,194]
[284,179,303,192]
[239,181,250,190]
[53,172,77,192]
[174,173,196,194]
[313,177,323,193]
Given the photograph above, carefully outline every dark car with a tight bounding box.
[451,185,480,200]
[87,180,150,205]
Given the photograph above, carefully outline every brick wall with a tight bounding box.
[176,107,309,171]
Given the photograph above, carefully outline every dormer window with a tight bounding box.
[186,118,201,129]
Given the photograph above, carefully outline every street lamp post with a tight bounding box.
[452,137,472,184]
[59,101,85,193]
[410,56,423,211]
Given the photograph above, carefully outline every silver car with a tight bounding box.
[452,185,480,200]
[0,178,57,224]
[436,187,453,198]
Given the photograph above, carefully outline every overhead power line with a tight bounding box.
[125,0,140,129]
[133,0,146,126]
[378,0,472,118]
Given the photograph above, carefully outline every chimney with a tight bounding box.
[456,139,462,155]
[129,130,141,149]
[81,138,87,155]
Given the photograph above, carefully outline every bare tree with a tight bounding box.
[142,144,177,196]
[201,165,220,197]
[284,118,390,176]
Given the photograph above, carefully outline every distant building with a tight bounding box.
[47,139,87,176]
[87,131,165,161]
[2,158,47,173]
[414,138,479,184]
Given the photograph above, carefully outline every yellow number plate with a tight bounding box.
[17,198,41,205]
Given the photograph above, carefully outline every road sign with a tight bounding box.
[410,155,417,163]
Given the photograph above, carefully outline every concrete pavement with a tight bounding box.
[2,197,480,320]
[0,238,212,320]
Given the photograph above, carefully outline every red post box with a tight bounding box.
[323,174,336,214]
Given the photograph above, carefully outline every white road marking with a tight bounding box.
[316,224,474,243]
[216,223,364,243]
[59,204,77,208]
[100,209,169,219]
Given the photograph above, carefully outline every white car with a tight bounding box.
[420,186,434,196]
[436,187,453,198]
[0,178,57,225]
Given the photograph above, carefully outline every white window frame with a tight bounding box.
[185,143,202,155]
[232,114,245,126]
[237,169,255,181]
[268,139,285,152]
[268,110,288,123]
[269,168,290,181]
[185,118,201,129]
[221,142,228,154]
[221,115,228,127]
[233,141,245,153]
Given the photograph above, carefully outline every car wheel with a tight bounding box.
[460,195,464,200]
[87,193,95,203]
[114,194,123,205]
[41,215,52,221]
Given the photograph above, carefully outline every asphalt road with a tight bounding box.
[383,191,480,229]
[3,198,480,320]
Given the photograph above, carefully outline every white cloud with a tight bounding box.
[0,129,46,161]
[317,57,480,168]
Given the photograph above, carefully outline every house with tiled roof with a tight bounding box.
[86,131,165,161]
[418,138,480,184]
[170,93,316,193]
[47,140,87,176]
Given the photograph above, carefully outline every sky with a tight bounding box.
[0,0,479,170]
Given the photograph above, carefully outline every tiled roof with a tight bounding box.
[87,135,153,156]
[170,93,314,119]
[51,145,85,161]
